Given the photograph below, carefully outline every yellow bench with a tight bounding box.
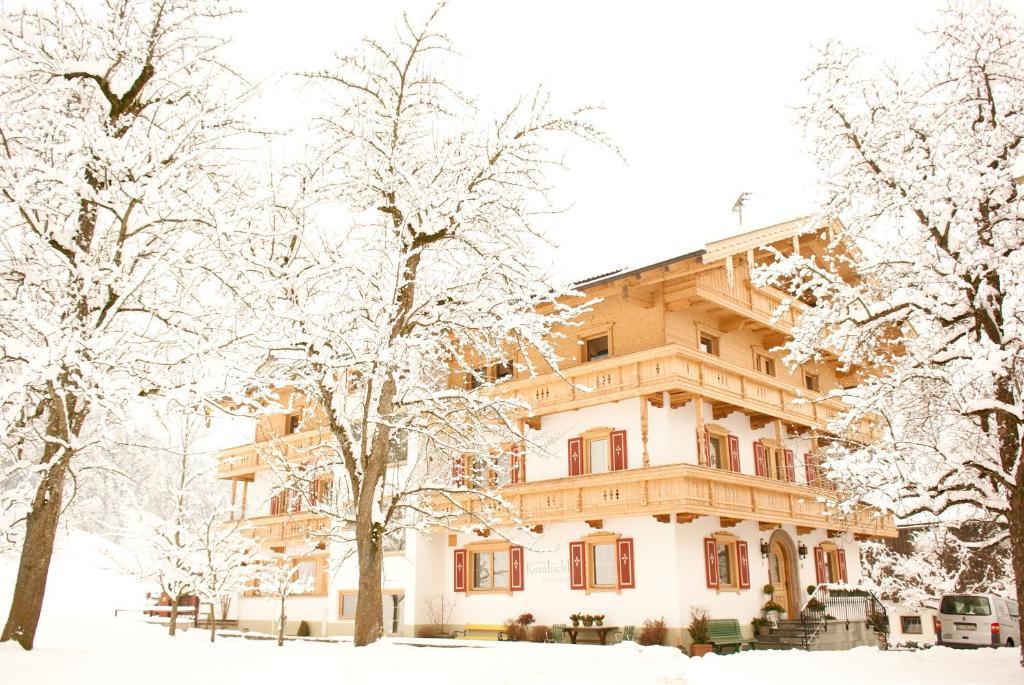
[454,623,507,641]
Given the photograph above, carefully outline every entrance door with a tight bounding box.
[769,541,796,616]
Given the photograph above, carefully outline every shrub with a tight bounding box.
[763,583,775,595]
[503,612,536,641]
[297,620,310,637]
[516,613,535,626]
[528,624,549,642]
[686,606,710,644]
[638,617,668,646]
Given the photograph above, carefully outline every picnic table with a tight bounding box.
[564,625,619,645]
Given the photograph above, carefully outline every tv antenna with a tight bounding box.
[731,192,751,226]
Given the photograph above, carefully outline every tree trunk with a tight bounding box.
[168,599,179,637]
[353,520,384,646]
[277,595,285,647]
[0,441,72,649]
[209,602,216,643]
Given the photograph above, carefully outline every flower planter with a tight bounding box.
[690,643,714,657]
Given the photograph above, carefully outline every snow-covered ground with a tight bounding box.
[0,530,1020,685]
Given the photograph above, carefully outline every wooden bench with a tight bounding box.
[707,619,756,654]
[454,623,506,641]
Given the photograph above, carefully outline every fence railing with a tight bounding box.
[799,583,889,649]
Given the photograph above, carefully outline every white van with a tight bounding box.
[935,594,1020,648]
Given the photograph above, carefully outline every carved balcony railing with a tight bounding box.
[217,428,334,479]
[237,511,331,545]
[494,343,873,439]
[433,463,896,538]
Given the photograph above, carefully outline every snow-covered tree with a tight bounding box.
[861,524,1015,613]
[249,554,315,647]
[239,4,609,646]
[753,0,1024,666]
[0,0,252,649]
[193,514,258,643]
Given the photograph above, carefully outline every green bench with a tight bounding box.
[707,619,756,654]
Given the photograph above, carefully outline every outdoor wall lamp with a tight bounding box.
[760,539,769,559]
[798,542,808,560]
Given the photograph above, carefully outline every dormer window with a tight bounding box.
[584,335,609,363]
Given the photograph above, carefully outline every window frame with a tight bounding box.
[698,330,721,357]
[581,531,622,593]
[580,427,614,475]
[704,424,734,472]
[465,541,513,595]
[803,370,821,393]
[582,332,611,363]
[713,534,741,592]
[900,615,923,635]
[338,591,358,619]
[291,555,328,597]
[286,413,301,435]
[820,542,842,583]
[754,351,776,377]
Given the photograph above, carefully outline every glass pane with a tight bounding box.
[473,552,491,589]
[709,437,722,469]
[589,438,609,473]
[939,595,992,616]
[593,543,616,586]
[342,594,358,617]
[295,560,315,591]
[493,551,509,589]
[586,336,609,362]
[717,544,732,585]
[769,554,781,584]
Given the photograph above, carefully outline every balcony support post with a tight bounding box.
[640,400,650,467]
[695,396,706,466]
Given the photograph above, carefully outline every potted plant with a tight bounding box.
[807,584,817,597]
[763,600,785,627]
[582,614,594,627]
[686,606,712,657]
[805,597,825,612]
[763,583,775,596]
[594,614,605,627]
[570,613,581,627]
[751,617,772,637]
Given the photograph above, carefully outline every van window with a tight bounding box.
[1009,600,1019,618]
[940,595,992,616]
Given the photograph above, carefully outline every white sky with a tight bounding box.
[219,0,1024,279]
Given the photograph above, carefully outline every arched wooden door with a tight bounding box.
[769,540,797,616]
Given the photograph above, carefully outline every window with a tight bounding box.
[383,529,406,553]
[708,435,725,470]
[699,332,720,356]
[339,592,358,618]
[584,335,609,362]
[939,595,992,617]
[804,371,820,392]
[587,437,609,474]
[590,543,617,588]
[717,541,737,589]
[900,616,922,634]
[493,360,514,382]
[287,414,301,435]
[471,549,509,591]
[824,549,841,583]
[755,352,776,377]
[387,429,408,464]
[291,557,326,595]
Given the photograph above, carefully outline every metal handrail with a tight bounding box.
[799,583,890,649]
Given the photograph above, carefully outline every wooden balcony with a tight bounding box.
[692,268,803,335]
[496,343,869,437]
[217,428,333,479]
[238,511,331,546]
[438,464,896,538]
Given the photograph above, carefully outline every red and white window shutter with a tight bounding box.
[753,441,766,477]
[727,435,740,472]
[737,540,750,589]
[569,541,586,589]
[813,546,826,585]
[804,452,818,485]
[838,548,848,583]
[453,548,467,592]
[610,430,628,471]
[703,537,719,588]
[783,449,795,482]
[510,545,524,591]
[452,455,465,487]
[617,537,635,589]
[568,437,583,476]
